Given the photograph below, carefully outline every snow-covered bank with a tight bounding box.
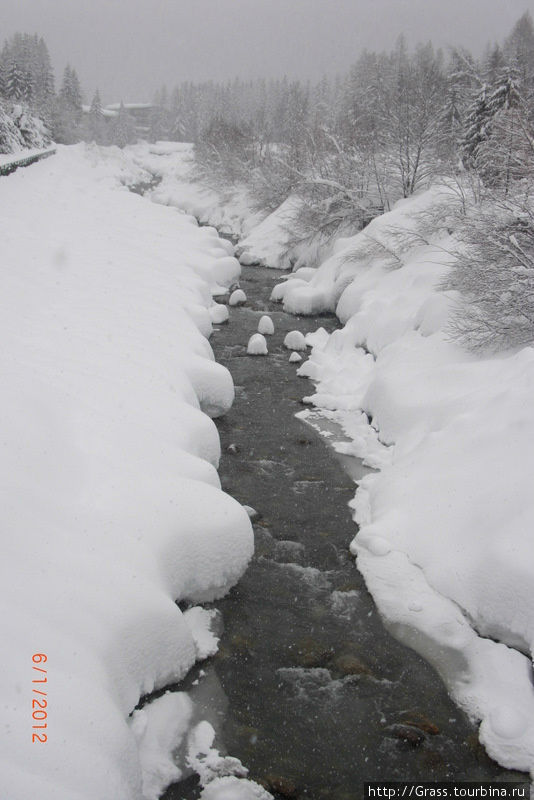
[0,144,256,799]
[126,142,361,273]
[273,188,534,776]
[128,141,263,238]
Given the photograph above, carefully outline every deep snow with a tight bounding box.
[0,144,257,800]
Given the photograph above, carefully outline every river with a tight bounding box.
[161,262,524,799]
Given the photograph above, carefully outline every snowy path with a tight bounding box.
[162,265,526,799]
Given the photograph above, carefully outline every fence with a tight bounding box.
[0,147,56,177]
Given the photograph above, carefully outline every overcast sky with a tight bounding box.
[3,0,533,103]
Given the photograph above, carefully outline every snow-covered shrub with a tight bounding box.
[0,100,50,154]
[443,196,534,352]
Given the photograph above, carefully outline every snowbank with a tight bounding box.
[279,187,534,775]
[0,144,254,799]
[128,141,263,237]
[235,196,302,269]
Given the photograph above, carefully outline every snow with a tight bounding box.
[283,330,308,351]
[130,693,193,800]
[209,303,230,324]
[187,721,248,782]
[289,351,302,364]
[236,196,302,269]
[188,721,273,799]
[211,255,241,287]
[277,186,534,776]
[229,288,247,306]
[200,777,273,800]
[258,315,274,335]
[247,333,268,355]
[183,607,220,660]
[0,143,254,800]
[131,699,273,800]
[127,141,263,238]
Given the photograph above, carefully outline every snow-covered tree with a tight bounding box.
[110,101,136,148]
[5,59,26,101]
[86,88,106,144]
[60,65,83,117]
[444,196,534,351]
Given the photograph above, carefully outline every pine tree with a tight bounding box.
[88,88,106,144]
[461,85,491,167]
[60,65,83,117]
[33,38,55,113]
[111,101,136,148]
[5,58,26,101]
[505,11,534,99]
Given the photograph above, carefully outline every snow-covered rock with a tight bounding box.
[283,330,308,351]
[209,303,230,324]
[289,351,302,364]
[212,256,241,287]
[229,289,247,306]
[247,334,268,355]
[238,251,261,266]
[258,315,274,335]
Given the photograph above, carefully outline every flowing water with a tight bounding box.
[162,263,525,799]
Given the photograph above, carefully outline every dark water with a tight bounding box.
[162,265,526,800]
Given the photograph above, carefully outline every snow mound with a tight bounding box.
[247,334,268,355]
[229,289,247,306]
[212,255,241,287]
[0,144,254,800]
[239,251,262,266]
[283,330,308,351]
[289,352,302,364]
[258,315,274,335]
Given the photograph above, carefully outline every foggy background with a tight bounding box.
[2,0,533,102]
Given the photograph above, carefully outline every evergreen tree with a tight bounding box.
[5,59,26,101]
[461,85,491,167]
[60,65,83,117]
[504,11,534,100]
[88,88,106,144]
[110,101,136,147]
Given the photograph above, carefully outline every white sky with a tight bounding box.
[3,0,533,103]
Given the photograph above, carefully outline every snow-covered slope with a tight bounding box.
[0,144,254,799]
[128,141,263,238]
[275,188,534,776]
